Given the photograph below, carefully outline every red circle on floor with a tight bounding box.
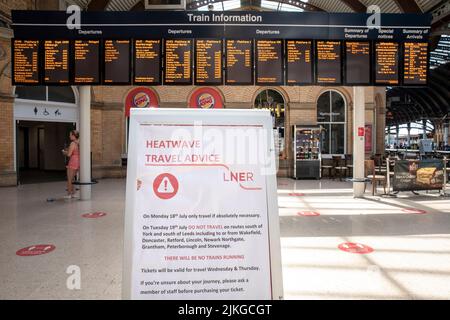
[16,244,56,257]
[401,208,427,214]
[338,242,373,254]
[289,193,305,197]
[82,212,107,219]
[297,211,320,216]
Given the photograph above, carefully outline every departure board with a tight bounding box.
[226,40,253,85]
[403,42,428,85]
[195,39,223,85]
[375,42,399,85]
[345,42,370,85]
[13,40,40,84]
[316,41,342,84]
[134,40,161,84]
[286,40,313,85]
[74,40,100,84]
[256,40,283,85]
[44,40,70,84]
[164,39,192,85]
[104,40,131,84]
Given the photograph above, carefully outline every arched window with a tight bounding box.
[16,86,76,104]
[317,90,346,155]
[254,89,286,159]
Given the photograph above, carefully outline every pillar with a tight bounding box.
[79,86,92,200]
[423,119,427,139]
[396,124,399,147]
[353,87,365,198]
[445,121,449,147]
[407,123,411,148]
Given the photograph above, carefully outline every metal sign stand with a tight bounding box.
[382,156,397,198]
[441,156,449,197]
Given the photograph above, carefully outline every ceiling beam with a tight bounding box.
[339,0,366,13]
[87,0,111,11]
[394,0,422,13]
[131,0,145,11]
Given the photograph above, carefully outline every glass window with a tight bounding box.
[317,91,346,155]
[15,86,46,101]
[48,87,76,104]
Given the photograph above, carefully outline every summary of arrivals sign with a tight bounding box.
[122,108,283,300]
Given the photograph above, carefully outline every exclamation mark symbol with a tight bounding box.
[164,179,168,191]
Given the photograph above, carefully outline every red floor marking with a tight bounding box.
[82,212,107,219]
[297,211,321,216]
[401,208,428,214]
[338,242,373,254]
[16,244,56,257]
[289,193,305,197]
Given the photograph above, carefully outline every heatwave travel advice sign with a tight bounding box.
[122,108,283,300]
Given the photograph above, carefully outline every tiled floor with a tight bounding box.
[0,178,449,299]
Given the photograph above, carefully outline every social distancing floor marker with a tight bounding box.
[289,193,305,197]
[16,244,56,256]
[401,208,428,214]
[338,242,374,254]
[297,211,320,216]
[82,212,107,219]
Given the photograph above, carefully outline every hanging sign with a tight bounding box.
[125,87,159,117]
[122,108,283,300]
[188,87,224,109]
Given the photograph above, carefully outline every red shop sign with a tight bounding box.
[125,87,159,117]
[189,87,224,109]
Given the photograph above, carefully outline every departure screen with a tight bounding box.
[13,40,40,84]
[403,42,428,85]
[226,40,253,85]
[375,42,399,85]
[256,40,283,85]
[44,40,70,84]
[164,39,192,85]
[74,40,100,84]
[345,41,370,85]
[104,40,131,84]
[316,41,342,84]
[195,39,223,85]
[286,40,313,85]
[134,40,161,85]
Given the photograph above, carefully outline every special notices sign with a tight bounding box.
[123,109,282,300]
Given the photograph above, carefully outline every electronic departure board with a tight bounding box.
[44,40,70,84]
[375,42,399,85]
[226,40,253,85]
[286,40,313,85]
[195,39,223,85]
[104,40,131,84]
[74,40,100,84]
[13,40,40,85]
[256,40,283,85]
[164,39,192,85]
[403,42,428,85]
[316,41,342,84]
[134,40,161,85]
[345,42,370,85]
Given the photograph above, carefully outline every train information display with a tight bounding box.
[104,40,131,84]
[195,39,222,85]
[375,42,399,85]
[403,42,428,85]
[134,40,161,85]
[286,40,313,85]
[316,41,342,84]
[13,40,40,85]
[226,40,253,85]
[74,40,100,84]
[345,42,370,85]
[256,40,283,85]
[164,39,192,85]
[44,40,69,84]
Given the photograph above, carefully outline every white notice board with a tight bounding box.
[122,108,283,300]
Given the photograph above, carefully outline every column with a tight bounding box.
[79,86,92,201]
[407,123,411,147]
[353,87,365,198]
[396,124,399,147]
[444,121,449,147]
[423,119,427,139]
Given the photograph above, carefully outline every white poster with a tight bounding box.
[123,109,282,300]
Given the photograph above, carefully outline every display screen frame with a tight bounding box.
[285,39,314,86]
[225,39,254,86]
[72,39,102,86]
[194,38,224,86]
[402,41,430,87]
[343,40,372,86]
[315,40,343,86]
[163,38,193,86]
[133,39,163,86]
[255,39,284,86]
[102,39,132,86]
[11,38,42,86]
[373,41,401,86]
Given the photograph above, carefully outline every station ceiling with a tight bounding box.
[64,0,449,126]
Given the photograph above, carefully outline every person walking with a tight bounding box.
[62,130,80,199]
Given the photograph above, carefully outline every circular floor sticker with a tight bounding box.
[289,193,305,197]
[82,212,107,219]
[338,242,373,254]
[16,244,56,257]
[401,208,428,214]
[297,211,320,216]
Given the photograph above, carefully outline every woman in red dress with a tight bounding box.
[62,130,80,199]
